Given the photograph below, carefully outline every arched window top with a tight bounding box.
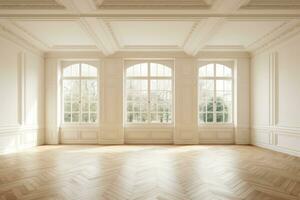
[126,63,148,77]
[199,63,232,78]
[126,62,172,77]
[63,63,98,77]
[150,62,172,77]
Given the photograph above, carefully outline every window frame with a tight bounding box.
[198,61,234,126]
[61,61,100,126]
[124,60,174,126]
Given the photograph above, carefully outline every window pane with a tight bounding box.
[63,64,80,77]
[81,63,97,77]
[90,113,97,123]
[207,113,213,122]
[126,63,147,77]
[150,63,171,77]
[64,113,71,122]
[64,103,71,112]
[82,113,89,122]
[72,113,79,122]
[216,64,232,77]
[216,113,223,122]
[199,64,214,77]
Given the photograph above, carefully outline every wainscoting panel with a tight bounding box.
[0,127,44,154]
[199,127,234,144]
[252,127,300,157]
[125,127,173,144]
[60,127,99,144]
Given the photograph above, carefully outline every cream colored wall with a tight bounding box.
[0,34,44,154]
[45,51,250,145]
[251,33,300,157]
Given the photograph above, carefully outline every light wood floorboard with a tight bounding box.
[0,145,300,200]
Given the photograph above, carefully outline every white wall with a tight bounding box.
[251,33,300,157]
[45,51,250,145]
[0,31,44,154]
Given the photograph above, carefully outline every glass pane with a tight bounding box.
[224,80,232,91]
[82,102,89,112]
[127,113,133,122]
[81,63,97,77]
[90,103,97,112]
[63,64,80,77]
[199,113,205,123]
[64,103,71,112]
[199,64,214,77]
[150,63,171,77]
[216,113,223,123]
[216,64,232,77]
[126,63,148,77]
[164,113,172,123]
[216,102,223,112]
[141,113,148,122]
[82,113,89,122]
[207,113,213,122]
[207,101,213,112]
[216,80,224,91]
[90,113,97,123]
[199,103,206,112]
[72,113,79,122]
[64,113,71,122]
[72,102,80,112]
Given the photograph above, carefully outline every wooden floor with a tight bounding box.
[0,145,300,200]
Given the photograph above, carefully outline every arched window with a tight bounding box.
[125,61,173,124]
[62,62,98,123]
[198,62,233,124]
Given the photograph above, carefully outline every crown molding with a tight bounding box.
[119,45,182,52]
[203,45,246,51]
[51,45,98,50]
[94,0,211,10]
[0,0,65,10]
[5,20,50,50]
[251,19,300,55]
[0,23,43,56]
[241,0,300,10]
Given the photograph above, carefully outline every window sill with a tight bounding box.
[198,123,234,129]
[60,124,99,129]
[124,123,174,129]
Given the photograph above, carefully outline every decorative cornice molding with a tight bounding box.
[0,0,65,10]
[94,0,211,10]
[241,0,300,10]
[0,23,43,56]
[251,19,300,55]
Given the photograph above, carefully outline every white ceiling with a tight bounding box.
[0,0,299,55]
[109,21,195,48]
[14,20,95,48]
[206,20,286,48]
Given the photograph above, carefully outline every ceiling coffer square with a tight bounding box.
[241,0,300,9]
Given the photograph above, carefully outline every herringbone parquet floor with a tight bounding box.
[0,145,299,200]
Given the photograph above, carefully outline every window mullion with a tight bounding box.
[147,62,151,124]
[213,64,217,123]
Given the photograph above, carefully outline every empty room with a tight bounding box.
[0,0,300,199]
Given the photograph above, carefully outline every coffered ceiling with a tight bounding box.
[0,0,300,55]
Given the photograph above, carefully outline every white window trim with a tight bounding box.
[60,61,100,126]
[197,61,235,127]
[124,60,174,126]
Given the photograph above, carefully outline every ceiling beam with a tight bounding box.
[58,0,118,55]
[183,0,261,55]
